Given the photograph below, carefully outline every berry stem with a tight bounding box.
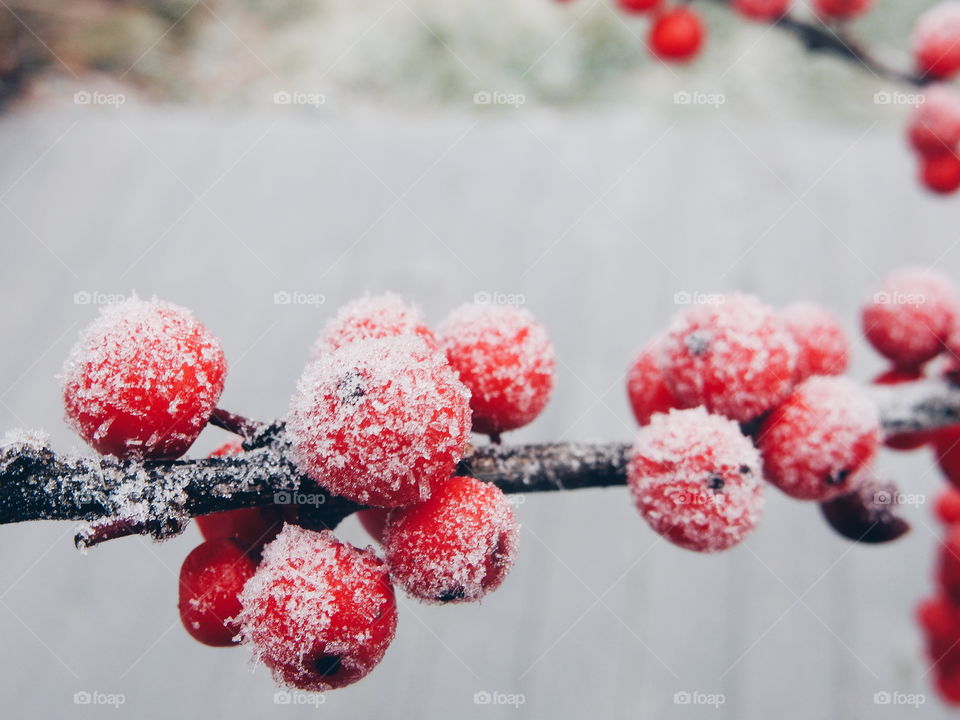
[208,408,269,443]
[1,376,957,548]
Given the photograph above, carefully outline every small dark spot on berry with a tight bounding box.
[436,587,466,602]
[684,330,711,357]
[707,475,725,491]
[336,371,366,406]
[313,654,343,677]
[826,468,851,486]
[739,465,752,475]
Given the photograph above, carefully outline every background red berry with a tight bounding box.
[813,0,873,21]
[616,0,660,14]
[62,297,226,460]
[439,303,555,437]
[384,476,518,603]
[288,336,471,507]
[914,3,960,80]
[921,152,960,194]
[758,376,880,501]
[238,526,397,691]
[648,7,705,62]
[732,0,790,21]
[780,301,849,382]
[312,293,437,357]
[178,538,256,647]
[907,86,960,156]
[936,429,960,489]
[628,407,764,553]
[936,487,960,524]
[660,294,797,422]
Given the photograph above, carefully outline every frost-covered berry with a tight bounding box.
[626,342,685,426]
[921,152,960,195]
[936,486,960,524]
[196,441,287,553]
[660,294,797,422]
[627,408,764,553]
[439,304,554,437]
[732,0,790,21]
[813,0,872,21]
[178,538,256,647]
[873,368,937,450]
[649,7,705,62]
[918,594,960,667]
[757,376,880,501]
[862,268,958,369]
[238,526,397,691]
[616,0,660,13]
[62,297,226,460]
[311,293,436,357]
[288,336,471,507]
[908,86,960,156]
[914,3,960,80]
[935,429,960,489]
[384,476,518,603]
[780,301,849,382]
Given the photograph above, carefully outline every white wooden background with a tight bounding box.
[2,105,960,719]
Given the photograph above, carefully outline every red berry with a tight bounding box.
[732,0,790,21]
[196,441,286,552]
[660,294,797,422]
[941,525,960,605]
[288,336,471,507]
[862,268,957,369]
[758,376,880,501]
[238,526,397,691]
[357,508,390,544]
[914,3,960,80]
[312,293,437,357]
[936,428,960,489]
[937,487,960,524]
[617,0,661,13]
[780,301,849,382]
[627,408,764,553]
[908,86,960,156]
[62,297,226,460]
[921,151,960,194]
[872,368,937,450]
[384,476,518,602]
[648,7,705,62]
[178,538,256,647]
[439,304,555,436]
[813,0,872,21]
[936,668,960,705]
[918,594,960,665]
[626,341,685,426]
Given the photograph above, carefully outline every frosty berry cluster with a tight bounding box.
[59,293,556,691]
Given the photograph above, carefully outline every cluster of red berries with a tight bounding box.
[625,293,878,552]
[62,293,552,692]
[907,86,960,195]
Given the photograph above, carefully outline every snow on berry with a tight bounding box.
[908,86,960,156]
[439,303,554,436]
[62,296,226,460]
[627,407,764,553]
[626,341,686,426]
[384,476,518,603]
[732,0,790,21]
[238,526,397,691]
[914,3,960,80]
[862,268,958,369]
[311,293,437,357]
[288,336,471,507]
[813,0,873,20]
[757,376,880,501]
[780,301,849,382]
[921,152,960,195]
[178,538,256,647]
[648,7,705,62]
[659,294,797,422]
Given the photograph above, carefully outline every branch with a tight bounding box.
[0,377,956,549]
[701,0,930,87]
